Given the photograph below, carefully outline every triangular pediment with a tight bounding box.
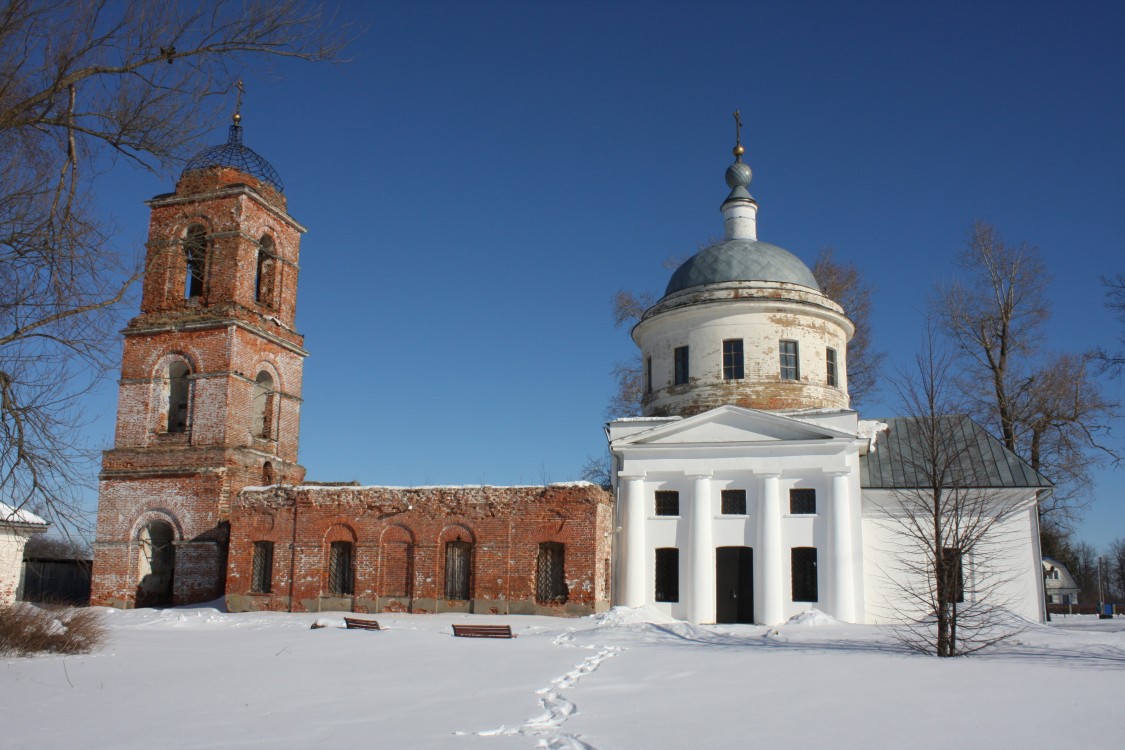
[613,405,856,447]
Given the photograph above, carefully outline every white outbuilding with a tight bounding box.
[0,501,48,605]
[607,141,1049,625]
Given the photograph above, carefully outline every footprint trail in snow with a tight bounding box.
[475,640,622,750]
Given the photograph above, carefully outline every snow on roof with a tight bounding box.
[0,501,48,527]
[857,419,889,450]
[243,481,598,492]
[611,416,682,423]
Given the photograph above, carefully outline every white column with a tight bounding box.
[689,473,714,624]
[759,473,783,625]
[830,470,855,623]
[621,474,647,608]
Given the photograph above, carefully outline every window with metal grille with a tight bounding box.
[941,547,965,603]
[791,547,818,602]
[723,339,744,380]
[328,541,353,596]
[674,346,689,385]
[251,541,273,593]
[655,490,680,516]
[655,548,679,602]
[444,541,472,600]
[826,347,838,387]
[721,489,746,515]
[645,356,652,394]
[779,340,799,380]
[184,225,207,299]
[536,542,567,603]
[789,488,816,514]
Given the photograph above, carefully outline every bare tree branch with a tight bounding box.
[935,222,1118,532]
[874,326,1030,655]
[0,0,347,534]
[812,248,885,406]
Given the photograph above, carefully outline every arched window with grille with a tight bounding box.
[536,542,567,603]
[183,225,208,299]
[328,541,354,596]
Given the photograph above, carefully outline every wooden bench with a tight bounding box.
[451,624,515,639]
[343,617,381,631]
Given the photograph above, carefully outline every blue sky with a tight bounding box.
[89,1,1124,549]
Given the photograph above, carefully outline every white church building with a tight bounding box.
[607,141,1049,626]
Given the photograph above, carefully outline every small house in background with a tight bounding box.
[1042,556,1080,605]
[0,502,48,605]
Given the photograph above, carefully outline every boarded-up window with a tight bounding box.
[328,541,353,596]
[251,541,273,594]
[444,541,472,600]
[382,541,413,598]
[536,542,567,603]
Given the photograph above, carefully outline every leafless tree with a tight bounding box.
[1107,538,1125,602]
[0,0,345,532]
[579,453,611,488]
[1098,273,1125,376]
[875,328,1032,656]
[812,248,884,405]
[937,221,1117,530]
[604,289,655,418]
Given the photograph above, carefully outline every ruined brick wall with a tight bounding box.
[227,484,614,617]
[91,167,306,608]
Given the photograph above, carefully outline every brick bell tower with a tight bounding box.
[91,106,307,608]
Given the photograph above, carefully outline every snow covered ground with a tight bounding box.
[4,605,1122,749]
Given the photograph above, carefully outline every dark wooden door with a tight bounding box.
[715,547,754,624]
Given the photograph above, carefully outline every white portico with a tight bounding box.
[609,406,866,625]
[608,128,866,625]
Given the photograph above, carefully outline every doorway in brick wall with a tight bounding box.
[137,520,175,607]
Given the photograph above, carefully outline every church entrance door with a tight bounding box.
[715,546,753,624]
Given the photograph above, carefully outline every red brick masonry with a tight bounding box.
[227,483,613,616]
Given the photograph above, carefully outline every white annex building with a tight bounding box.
[607,139,1050,625]
[0,501,47,606]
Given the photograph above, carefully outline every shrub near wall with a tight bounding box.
[0,604,105,656]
